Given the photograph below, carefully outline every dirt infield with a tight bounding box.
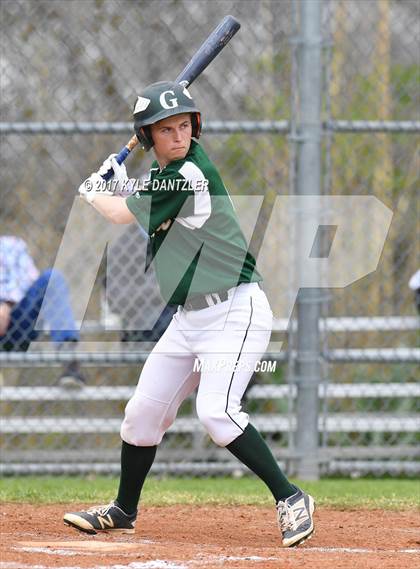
[1,503,419,569]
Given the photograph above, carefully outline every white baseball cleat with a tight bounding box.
[276,488,315,547]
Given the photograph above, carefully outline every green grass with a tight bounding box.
[0,476,419,510]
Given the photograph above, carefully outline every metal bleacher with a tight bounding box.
[1,315,419,476]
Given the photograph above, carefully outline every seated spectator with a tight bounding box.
[0,235,85,388]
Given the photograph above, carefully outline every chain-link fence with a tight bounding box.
[1,0,419,478]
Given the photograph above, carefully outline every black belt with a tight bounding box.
[183,290,230,311]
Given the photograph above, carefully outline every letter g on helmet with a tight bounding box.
[133,81,202,151]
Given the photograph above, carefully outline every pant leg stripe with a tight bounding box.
[224,296,254,434]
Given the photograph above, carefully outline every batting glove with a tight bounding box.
[98,154,134,195]
[78,172,113,204]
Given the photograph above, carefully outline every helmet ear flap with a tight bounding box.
[135,125,154,151]
[191,112,202,139]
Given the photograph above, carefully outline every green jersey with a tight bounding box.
[126,140,261,305]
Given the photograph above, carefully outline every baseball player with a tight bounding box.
[63,81,315,547]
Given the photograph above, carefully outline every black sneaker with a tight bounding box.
[276,488,315,547]
[63,501,136,534]
[57,361,86,389]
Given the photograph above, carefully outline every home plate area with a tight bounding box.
[1,504,419,569]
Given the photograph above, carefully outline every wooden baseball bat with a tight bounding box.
[101,15,240,181]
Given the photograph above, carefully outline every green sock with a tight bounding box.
[226,423,296,502]
[116,441,157,515]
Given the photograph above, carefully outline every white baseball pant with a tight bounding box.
[120,282,272,447]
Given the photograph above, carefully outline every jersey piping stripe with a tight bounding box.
[224,296,254,433]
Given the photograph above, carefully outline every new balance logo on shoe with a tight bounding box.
[97,515,114,529]
[292,499,309,523]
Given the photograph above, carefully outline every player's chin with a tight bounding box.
[171,148,188,160]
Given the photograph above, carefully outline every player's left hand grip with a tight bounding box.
[100,146,130,181]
